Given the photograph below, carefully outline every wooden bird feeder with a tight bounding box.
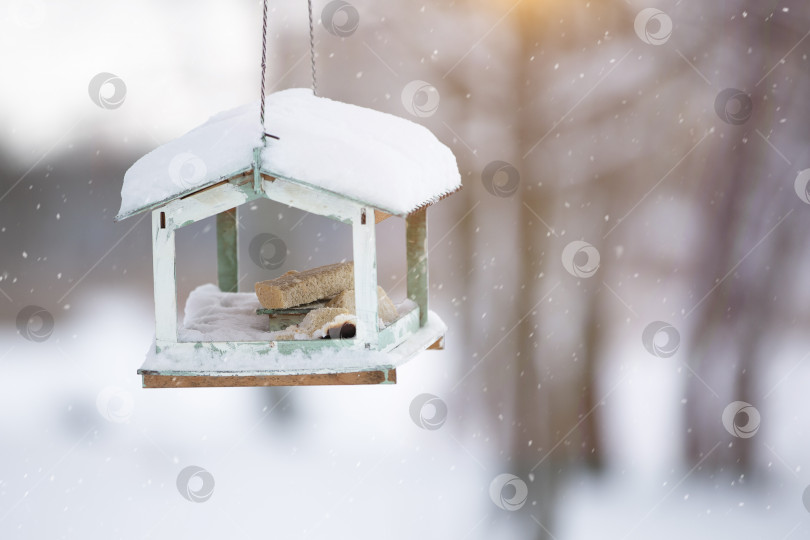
[115,89,461,388]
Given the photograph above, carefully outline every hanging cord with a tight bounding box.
[259,0,269,144]
[307,0,317,95]
[254,0,275,194]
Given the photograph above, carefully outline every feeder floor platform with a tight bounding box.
[137,311,446,388]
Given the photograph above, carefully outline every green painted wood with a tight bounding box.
[152,209,178,342]
[142,309,446,386]
[155,303,420,359]
[114,167,253,222]
[379,309,446,361]
[253,147,263,194]
[352,206,379,346]
[261,176,359,224]
[406,207,429,327]
[116,160,460,223]
[376,305,420,349]
[161,181,260,231]
[261,171,406,218]
[216,208,238,292]
[156,336,361,357]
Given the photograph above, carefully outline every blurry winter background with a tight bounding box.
[2,0,810,538]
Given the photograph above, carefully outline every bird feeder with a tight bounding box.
[115,89,461,388]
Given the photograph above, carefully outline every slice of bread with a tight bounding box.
[326,286,399,325]
[255,262,354,309]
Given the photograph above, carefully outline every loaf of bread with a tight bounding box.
[255,262,354,309]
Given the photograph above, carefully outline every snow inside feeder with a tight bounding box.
[116,89,461,388]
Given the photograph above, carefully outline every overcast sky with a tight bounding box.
[0,1,315,156]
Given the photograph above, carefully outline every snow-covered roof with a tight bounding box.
[116,88,461,220]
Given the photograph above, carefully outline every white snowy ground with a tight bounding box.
[0,290,808,539]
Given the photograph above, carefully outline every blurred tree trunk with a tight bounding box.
[509,6,557,538]
[685,0,804,472]
[686,140,745,467]
[578,282,605,470]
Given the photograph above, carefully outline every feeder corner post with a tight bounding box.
[406,206,428,327]
[152,208,178,343]
[352,206,379,347]
[216,207,238,292]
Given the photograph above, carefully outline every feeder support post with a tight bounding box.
[216,208,239,292]
[152,209,178,343]
[406,207,429,327]
[352,207,379,346]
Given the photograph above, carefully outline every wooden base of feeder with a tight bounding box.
[137,311,446,389]
[141,367,397,388]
